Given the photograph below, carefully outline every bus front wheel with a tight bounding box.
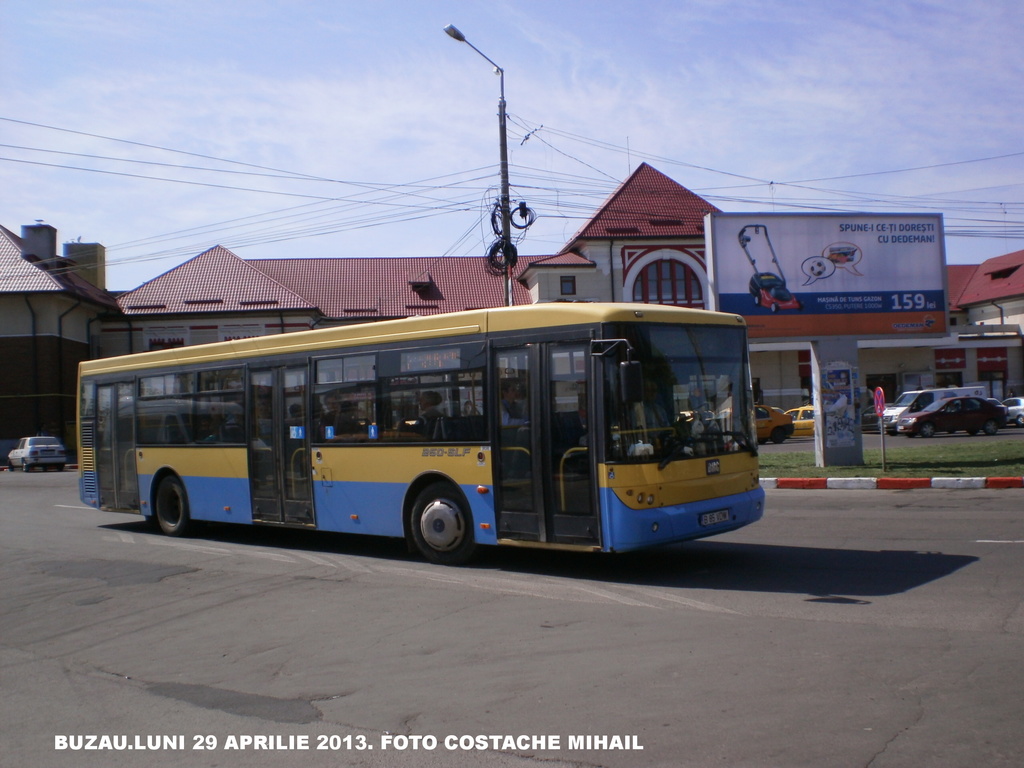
[410,483,477,566]
[155,476,196,537]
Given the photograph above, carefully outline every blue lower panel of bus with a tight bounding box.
[133,471,498,544]
[312,480,499,545]
[600,486,765,552]
[138,473,253,525]
[313,479,407,537]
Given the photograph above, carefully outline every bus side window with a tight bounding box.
[165,417,187,444]
[222,419,244,442]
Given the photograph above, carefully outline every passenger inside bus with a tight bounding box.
[407,390,444,437]
[499,378,531,477]
[500,379,528,426]
[642,379,671,429]
[554,395,588,449]
[318,392,361,440]
[195,414,221,442]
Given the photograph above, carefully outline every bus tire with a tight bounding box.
[155,475,196,537]
[409,483,477,566]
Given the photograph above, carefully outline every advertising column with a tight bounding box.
[811,339,861,467]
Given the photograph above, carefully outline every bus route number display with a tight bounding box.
[401,348,461,372]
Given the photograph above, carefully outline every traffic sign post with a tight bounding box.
[874,387,887,472]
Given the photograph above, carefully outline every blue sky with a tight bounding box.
[2,0,1022,289]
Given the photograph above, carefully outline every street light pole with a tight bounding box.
[444,24,514,306]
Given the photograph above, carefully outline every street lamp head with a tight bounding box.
[443,24,465,42]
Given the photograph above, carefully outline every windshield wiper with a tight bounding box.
[658,441,689,470]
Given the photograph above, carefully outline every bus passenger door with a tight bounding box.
[248,367,313,526]
[545,343,597,544]
[492,342,598,546]
[95,382,139,511]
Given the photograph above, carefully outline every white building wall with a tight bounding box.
[0,294,97,343]
[96,314,315,358]
[967,297,1024,328]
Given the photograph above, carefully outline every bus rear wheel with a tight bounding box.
[155,475,196,537]
[410,483,477,566]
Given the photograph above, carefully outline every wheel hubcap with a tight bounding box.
[419,499,464,552]
[161,488,182,525]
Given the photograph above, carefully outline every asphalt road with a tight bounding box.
[2,472,1023,768]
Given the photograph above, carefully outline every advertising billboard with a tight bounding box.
[705,212,948,339]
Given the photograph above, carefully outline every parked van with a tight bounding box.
[881,386,987,435]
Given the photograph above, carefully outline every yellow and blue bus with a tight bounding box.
[78,303,764,564]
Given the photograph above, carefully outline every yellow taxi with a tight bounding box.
[755,405,794,444]
[784,405,816,437]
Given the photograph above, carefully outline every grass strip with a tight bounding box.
[758,441,1024,478]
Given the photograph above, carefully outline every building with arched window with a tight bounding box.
[527,163,719,308]
[629,251,705,308]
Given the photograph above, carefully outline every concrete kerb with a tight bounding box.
[761,477,1024,490]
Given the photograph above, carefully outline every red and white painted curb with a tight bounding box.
[761,477,1024,490]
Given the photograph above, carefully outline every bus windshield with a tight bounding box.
[604,322,755,464]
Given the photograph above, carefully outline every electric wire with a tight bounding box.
[2,115,1022,285]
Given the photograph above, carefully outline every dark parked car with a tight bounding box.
[896,396,1006,438]
[860,406,882,433]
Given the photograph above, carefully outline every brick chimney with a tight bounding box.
[64,241,107,290]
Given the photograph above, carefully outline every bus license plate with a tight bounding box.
[699,509,730,527]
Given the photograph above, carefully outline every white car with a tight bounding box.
[7,436,67,472]
[1004,397,1024,427]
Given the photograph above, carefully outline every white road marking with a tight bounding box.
[976,540,1024,544]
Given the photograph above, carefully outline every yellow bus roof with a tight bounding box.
[80,303,746,376]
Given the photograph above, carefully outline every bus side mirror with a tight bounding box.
[619,361,643,403]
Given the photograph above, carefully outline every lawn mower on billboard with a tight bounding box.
[738,224,803,312]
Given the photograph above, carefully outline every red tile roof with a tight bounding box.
[0,224,119,308]
[251,255,535,318]
[561,162,720,249]
[118,246,314,315]
[946,264,978,310]
[0,225,56,292]
[116,246,581,318]
[955,249,1024,308]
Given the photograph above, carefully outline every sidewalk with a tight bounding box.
[761,476,1024,490]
